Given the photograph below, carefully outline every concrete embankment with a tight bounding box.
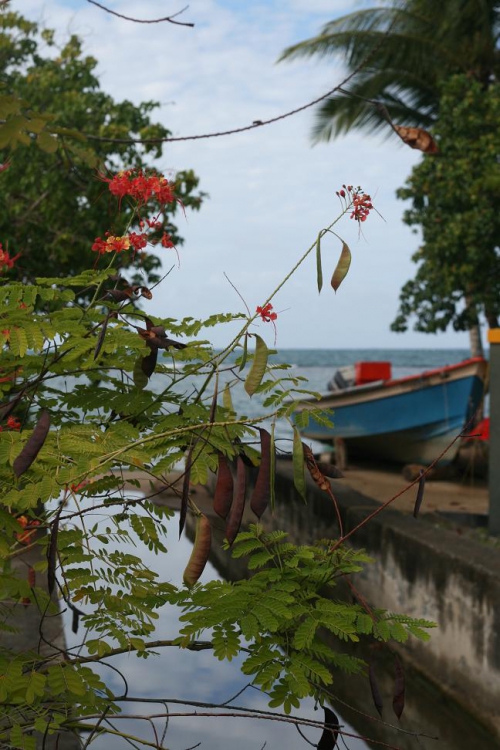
[262,462,500,741]
[147,463,500,740]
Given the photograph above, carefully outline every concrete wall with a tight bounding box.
[261,462,500,739]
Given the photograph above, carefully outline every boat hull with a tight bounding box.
[296,358,487,466]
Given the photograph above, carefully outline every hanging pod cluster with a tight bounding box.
[212,427,276,545]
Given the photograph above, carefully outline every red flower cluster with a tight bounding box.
[0,243,21,271]
[0,415,21,432]
[336,185,373,223]
[16,515,40,545]
[256,303,277,323]
[92,170,179,260]
[100,169,175,207]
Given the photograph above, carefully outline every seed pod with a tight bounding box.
[179,449,193,538]
[369,662,384,717]
[393,656,405,719]
[250,429,272,518]
[292,427,306,501]
[183,514,212,587]
[244,335,268,396]
[331,241,351,293]
[47,507,61,596]
[413,470,425,518]
[13,410,51,478]
[93,314,110,360]
[225,456,246,545]
[141,347,158,379]
[317,706,339,750]
[213,453,234,520]
[27,567,36,588]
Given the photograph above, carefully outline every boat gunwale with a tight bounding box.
[298,357,487,409]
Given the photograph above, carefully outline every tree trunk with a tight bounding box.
[469,324,484,359]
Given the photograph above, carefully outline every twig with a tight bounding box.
[86,0,194,27]
[83,21,398,146]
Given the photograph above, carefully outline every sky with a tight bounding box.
[11,0,474,350]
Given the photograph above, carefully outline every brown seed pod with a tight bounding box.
[225,456,246,545]
[393,656,405,719]
[250,428,272,519]
[27,567,36,588]
[213,453,234,520]
[13,410,51,478]
[183,514,212,587]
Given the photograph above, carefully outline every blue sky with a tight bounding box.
[12,0,474,350]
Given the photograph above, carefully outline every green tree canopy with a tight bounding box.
[391,75,500,345]
[279,0,499,142]
[0,11,205,285]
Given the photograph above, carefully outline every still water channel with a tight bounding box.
[62,498,500,750]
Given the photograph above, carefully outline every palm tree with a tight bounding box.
[279,0,499,142]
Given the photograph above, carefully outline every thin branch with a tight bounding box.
[83,21,397,146]
[86,0,194,27]
[67,638,213,665]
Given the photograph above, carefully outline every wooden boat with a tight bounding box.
[295,357,488,466]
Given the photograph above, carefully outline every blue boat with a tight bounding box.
[295,357,488,466]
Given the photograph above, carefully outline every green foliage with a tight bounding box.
[175,526,433,712]
[393,75,500,335]
[279,0,499,141]
[0,92,434,748]
[0,11,206,287]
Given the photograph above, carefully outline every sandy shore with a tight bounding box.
[338,462,488,515]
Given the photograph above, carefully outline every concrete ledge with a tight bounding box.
[269,462,500,739]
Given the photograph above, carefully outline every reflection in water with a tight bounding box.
[62,512,369,750]
[62,493,500,750]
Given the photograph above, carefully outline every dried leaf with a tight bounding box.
[250,428,272,518]
[317,462,344,479]
[413,470,425,518]
[225,456,246,545]
[331,242,351,293]
[316,231,323,293]
[213,453,234,520]
[131,285,153,300]
[292,427,307,501]
[369,662,384,717]
[303,443,330,492]
[104,288,133,303]
[183,514,212,586]
[244,335,268,397]
[13,410,50,478]
[317,706,339,750]
[179,449,193,538]
[394,125,438,154]
[137,327,186,350]
[393,656,405,719]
